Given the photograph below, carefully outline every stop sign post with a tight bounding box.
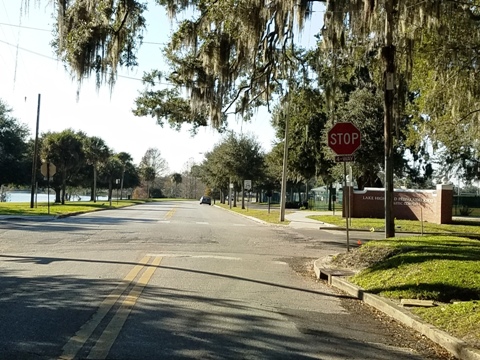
[328,122,361,159]
[327,122,361,253]
[41,162,56,179]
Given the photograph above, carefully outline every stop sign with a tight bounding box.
[328,122,361,155]
[40,162,56,177]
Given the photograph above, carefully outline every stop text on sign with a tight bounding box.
[327,122,361,156]
[328,132,360,145]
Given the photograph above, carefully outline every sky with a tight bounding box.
[0,1,322,173]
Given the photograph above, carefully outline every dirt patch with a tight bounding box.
[276,257,317,278]
[329,245,400,271]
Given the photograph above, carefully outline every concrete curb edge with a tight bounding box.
[314,259,480,360]
[213,204,269,225]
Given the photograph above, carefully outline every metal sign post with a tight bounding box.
[116,179,120,204]
[47,164,50,215]
[229,179,233,209]
[244,180,251,211]
[41,162,56,215]
[343,161,350,252]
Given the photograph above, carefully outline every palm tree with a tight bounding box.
[99,155,123,205]
[84,136,111,202]
[170,173,182,197]
[117,152,133,200]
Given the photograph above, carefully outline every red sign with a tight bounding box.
[328,122,361,155]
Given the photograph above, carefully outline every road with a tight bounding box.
[0,201,451,359]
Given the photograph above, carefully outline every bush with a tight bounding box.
[285,201,300,209]
[459,205,473,216]
[150,188,164,198]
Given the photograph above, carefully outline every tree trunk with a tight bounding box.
[55,187,61,203]
[120,167,125,200]
[108,179,113,206]
[93,165,97,203]
[61,169,66,205]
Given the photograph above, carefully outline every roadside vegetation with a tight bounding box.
[331,235,480,348]
[314,218,480,348]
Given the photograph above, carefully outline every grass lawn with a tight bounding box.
[412,301,479,347]
[308,214,480,235]
[0,198,182,216]
[334,236,480,347]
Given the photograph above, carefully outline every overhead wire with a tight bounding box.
[0,21,166,45]
[0,0,32,89]
[0,13,169,84]
[0,38,173,85]
[0,0,19,83]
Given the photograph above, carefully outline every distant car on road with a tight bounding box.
[200,196,211,205]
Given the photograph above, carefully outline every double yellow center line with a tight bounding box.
[165,207,176,220]
[60,255,162,360]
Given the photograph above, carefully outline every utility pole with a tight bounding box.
[279,107,289,222]
[383,0,395,238]
[30,94,41,209]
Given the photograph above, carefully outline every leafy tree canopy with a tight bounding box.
[200,132,265,192]
[0,99,30,185]
[41,129,86,203]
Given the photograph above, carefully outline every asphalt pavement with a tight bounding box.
[1,206,479,359]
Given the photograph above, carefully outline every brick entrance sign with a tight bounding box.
[343,184,454,224]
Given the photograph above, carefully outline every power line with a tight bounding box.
[0,21,165,45]
[1,0,32,88]
[0,21,50,32]
[0,38,174,85]
[0,38,57,60]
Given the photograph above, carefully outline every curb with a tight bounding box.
[213,205,269,225]
[314,258,480,360]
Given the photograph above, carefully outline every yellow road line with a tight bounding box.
[86,256,162,359]
[59,256,150,360]
[165,207,177,220]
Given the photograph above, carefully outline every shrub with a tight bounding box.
[285,201,301,209]
[459,205,473,216]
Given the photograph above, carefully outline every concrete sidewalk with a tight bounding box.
[284,210,337,229]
